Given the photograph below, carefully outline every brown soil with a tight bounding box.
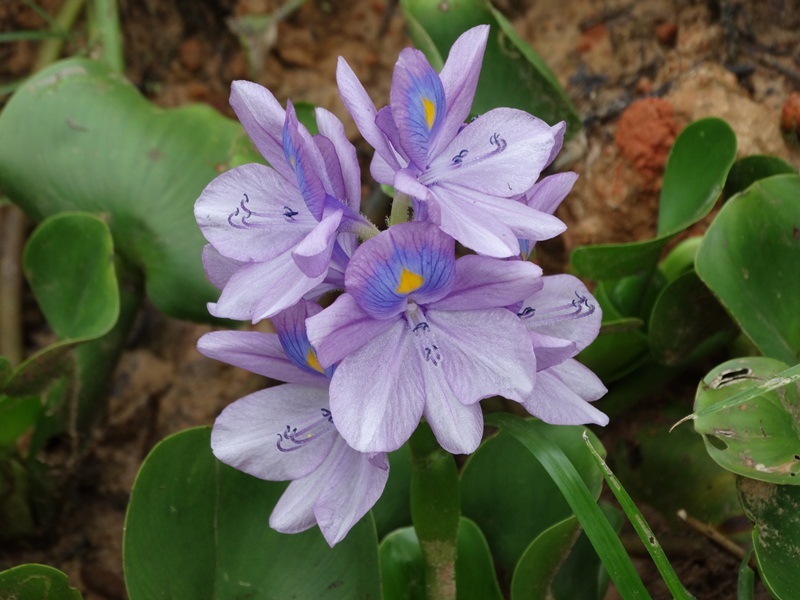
[2,0,799,599]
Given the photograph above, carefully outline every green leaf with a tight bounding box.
[460,421,605,582]
[576,319,649,383]
[571,118,736,280]
[738,477,800,600]
[0,563,82,599]
[400,0,581,135]
[737,551,755,600]
[696,174,800,365]
[0,58,261,322]
[484,413,650,599]
[510,516,580,600]
[23,212,119,341]
[723,155,797,200]
[372,443,412,539]
[123,427,381,599]
[0,396,41,449]
[648,270,736,366]
[694,357,800,485]
[379,518,503,600]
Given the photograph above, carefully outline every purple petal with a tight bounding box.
[208,249,325,322]
[428,308,536,405]
[522,359,608,426]
[345,222,456,319]
[284,102,328,220]
[438,181,567,243]
[211,384,336,480]
[197,329,325,386]
[328,319,426,452]
[524,171,578,215]
[429,187,520,258]
[421,108,555,197]
[371,152,401,186]
[229,81,295,182]
[306,293,398,367]
[269,475,317,535]
[337,57,400,170]
[270,300,334,380]
[201,245,242,289]
[430,25,489,158]
[422,387,484,455]
[313,439,389,546]
[195,163,314,262]
[390,48,446,170]
[518,274,602,355]
[530,331,577,371]
[394,168,432,201]
[292,209,343,278]
[314,107,362,212]
[429,255,542,312]
[546,121,567,166]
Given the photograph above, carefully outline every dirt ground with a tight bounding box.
[1,0,799,598]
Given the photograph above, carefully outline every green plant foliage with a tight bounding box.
[0,396,40,449]
[614,410,742,529]
[723,155,796,200]
[400,0,581,136]
[571,118,736,280]
[738,477,800,600]
[0,563,83,599]
[510,516,580,600]
[694,357,800,485]
[460,420,605,583]
[379,518,503,600]
[696,174,800,365]
[371,443,412,539]
[123,427,381,599]
[648,270,736,366]
[0,58,261,322]
[23,213,119,341]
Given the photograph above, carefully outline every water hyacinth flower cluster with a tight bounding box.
[195,25,608,547]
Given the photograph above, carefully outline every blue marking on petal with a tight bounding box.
[272,301,334,379]
[282,103,326,220]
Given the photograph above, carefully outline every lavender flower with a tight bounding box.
[517,275,609,426]
[306,222,541,455]
[336,25,566,258]
[195,82,374,323]
[198,300,388,546]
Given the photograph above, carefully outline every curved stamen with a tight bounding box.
[418,132,508,186]
[226,193,302,229]
[519,291,596,324]
[405,303,442,367]
[276,408,335,452]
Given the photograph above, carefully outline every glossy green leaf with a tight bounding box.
[23,213,118,341]
[576,320,649,383]
[648,270,736,366]
[510,516,580,600]
[571,118,736,280]
[380,518,502,600]
[372,443,412,539]
[694,357,800,485]
[461,420,605,582]
[737,552,755,600]
[696,174,800,365]
[0,564,82,599]
[738,477,800,600]
[485,413,650,599]
[723,155,796,200]
[0,58,261,322]
[659,237,702,283]
[123,427,381,599]
[614,409,741,528]
[400,0,581,135]
[0,396,41,449]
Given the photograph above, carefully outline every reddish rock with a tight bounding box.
[578,23,607,54]
[655,21,678,46]
[614,98,680,182]
[780,92,800,138]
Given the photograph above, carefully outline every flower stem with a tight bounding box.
[388,191,413,226]
[409,421,459,600]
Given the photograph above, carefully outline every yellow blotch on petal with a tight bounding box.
[306,348,325,374]
[397,268,424,294]
[422,97,436,130]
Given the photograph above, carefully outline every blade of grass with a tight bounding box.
[0,30,68,42]
[33,0,86,72]
[582,432,695,600]
[23,0,62,30]
[485,412,651,599]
